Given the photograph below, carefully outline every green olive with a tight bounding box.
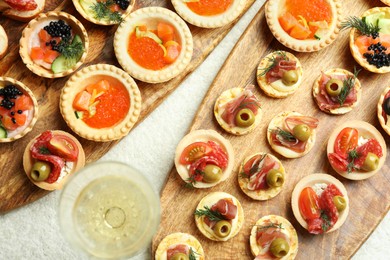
[235,108,255,127]
[361,152,379,172]
[170,253,189,260]
[333,195,347,212]
[30,161,51,182]
[292,124,312,142]
[202,164,222,183]
[269,238,290,258]
[213,220,232,238]
[282,70,298,86]
[325,79,343,97]
[266,169,285,188]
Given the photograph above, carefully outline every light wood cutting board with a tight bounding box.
[0,0,256,213]
[152,1,390,259]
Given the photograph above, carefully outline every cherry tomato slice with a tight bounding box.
[299,187,320,220]
[334,127,358,158]
[179,142,213,165]
[47,135,79,161]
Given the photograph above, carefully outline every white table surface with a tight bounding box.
[1,1,389,259]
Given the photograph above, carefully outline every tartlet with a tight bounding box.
[327,120,387,180]
[19,11,89,78]
[265,0,342,52]
[72,0,134,25]
[194,192,244,242]
[378,85,390,136]
[0,77,38,143]
[23,130,85,190]
[214,85,262,135]
[171,0,246,28]
[114,7,193,83]
[291,173,349,234]
[174,129,234,188]
[250,215,298,259]
[257,51,303,98]
[60,64,142,142]
[313,68,361,114]
[0,25,8,59]
[238,153,286,201]
[155,233,205,260]
[381,0,390,6]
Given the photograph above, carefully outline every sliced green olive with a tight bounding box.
[235,108,255,127]
[269,238,290,258]
[30,161,51,182]
[325,79,343,97]
[213,220,232,238]
[266,169,285,188]
[292,124,312,142]
[282,70,298,86]
[202,164,222,183]
[333,195,347,212]
[361,152,379,172]
[170,253,189,260]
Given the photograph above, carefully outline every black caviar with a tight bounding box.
[114,0,130,10]
[0,85,23,110]
[363,42,390,68]
[44,20,71,39]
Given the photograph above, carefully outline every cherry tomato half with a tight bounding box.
[47,135,79,161]
[299,187,320,221]
[179,142,213,165]
[334,127,358,158]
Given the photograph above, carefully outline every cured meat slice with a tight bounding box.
[245,154,278,191]
[211,198,237,220]
[4,0,37,11]
[167,244,189,259]
[265,57,297,83]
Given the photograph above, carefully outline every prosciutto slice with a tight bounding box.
[4,0,37,11]
[265,57,297,83]
[204,198,237,229]
[255,221,289,259]
[245,154,278,191]
[167,244,189,259]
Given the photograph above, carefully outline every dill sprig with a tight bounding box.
[320,211,331,232]
[91,0,123,23]
[257,51,288,77]
[341,16,380,37]
[256,222,283,231]
[237,95,261,110]
[272,127,297,142]
[239,154,266,178]
[194,206,224,222]
[347,149,359,173]
[185,169,203,189]
[337,67,361,105]
[189,247,200,260]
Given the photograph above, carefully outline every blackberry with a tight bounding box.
[364,42,390,68]
[114,0,130,10]
[44,20,71,39]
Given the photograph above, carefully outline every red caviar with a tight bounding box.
[285,0,332,24]
[187,0,233,16]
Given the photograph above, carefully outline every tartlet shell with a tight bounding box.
[381,0,390,6]
[249,215,298,259]
[60,64,142,142]
[238,153,286,200]
[174,129,235,188]
[327,120,387,180]
[377,85,390,136]
[23,130,85,191]
[19,11,89,78]
[0,77,38,143]
[171,0,246,28]
[257,51,303,98]
[114,7,193,83]
[349,7,390,73]
[195,192,244,241]
[0,25,8,59]
[291,173,349,233]
[155,232,205,260]
[214,87,263,135]
[265,0,342,52]
[267,111,317,158]
[312,68,361,114]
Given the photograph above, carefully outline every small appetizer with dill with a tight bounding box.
[19,11,89,78]
[0,25,8,59]
[214,85,262,135]
[114,7,193,83]
[155,232,204,260]
[23,130,85,190]
[291,173,349,234]
[377,85,390,136]
[267,111,319,158]
[60,64,141,142]
[174,129,234,188]
[265,0,342,52]
[257,51,303,98]
[343,7,390,73]
[313,68,361,114]
[0,77,38,143]
[238,153,286,200]
[250,215,298,259]
[72,0,134,25]
[327,120,386,180]
[194,192,244,242]
[0,0,45,22]
[171,0,246,28]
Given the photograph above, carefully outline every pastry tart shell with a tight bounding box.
[0,25,8,59]
[155,232,205,260]
[377,85,390,136]
[380,0,390,6]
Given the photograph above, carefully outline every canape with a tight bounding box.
[378,85,390,136]
[114,7,193,83]
[0,0,45,22]
[60,64,142,142]
[155,233,204,260]
[0,25,8,59]
[19,11,89,78]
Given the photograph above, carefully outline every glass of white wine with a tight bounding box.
[59,161,161,259]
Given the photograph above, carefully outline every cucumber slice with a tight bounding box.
[363,12,385,26]
[51,55,68,74]
[378,18,390,34]
[72,35,84,61]
[135,27,163,44]
[0,126,7,138]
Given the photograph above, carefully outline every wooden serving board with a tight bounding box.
[152,1,390,259]
[0,0,256,213]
